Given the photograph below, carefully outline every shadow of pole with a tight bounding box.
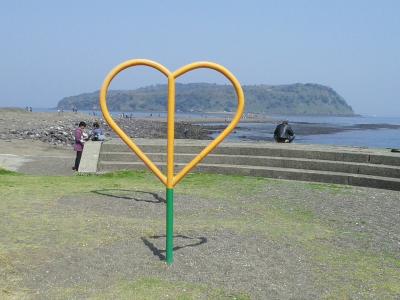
[91,189,166,203]
[141,235,208,261]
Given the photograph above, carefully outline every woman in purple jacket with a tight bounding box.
[73,121,87,171]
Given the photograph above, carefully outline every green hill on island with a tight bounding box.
[57,83,354,115]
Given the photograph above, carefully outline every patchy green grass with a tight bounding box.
[43,278,250,300]
[0,167,19,175]
[310,245,400,299]
[304,182,352,194]
[89,278,251,300]
[0,170,399,299]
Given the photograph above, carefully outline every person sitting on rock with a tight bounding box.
[274,120,295,143]
[183,127,189,138]
[89,122,105,141]
[72,121,87,171]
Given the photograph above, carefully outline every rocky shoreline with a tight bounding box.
[0,109,216,147]
[1,108,399,147]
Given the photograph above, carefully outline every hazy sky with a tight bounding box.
[0,0,399,116]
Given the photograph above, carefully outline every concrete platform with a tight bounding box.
[83,138,400,190]
[78,141,102,173]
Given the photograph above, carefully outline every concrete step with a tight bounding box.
[97,161,400,191]
[99,152,400,179]
[100,142,400,166]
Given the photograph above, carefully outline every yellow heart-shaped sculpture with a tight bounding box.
[99,59,245,188]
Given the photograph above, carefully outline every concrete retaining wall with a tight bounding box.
[91,139,400,190]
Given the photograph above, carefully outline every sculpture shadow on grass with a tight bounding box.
[141,235,208,261]
[91,189,166,204]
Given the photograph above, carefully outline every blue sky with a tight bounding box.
[0,0,399,116]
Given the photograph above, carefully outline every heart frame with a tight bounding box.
[99,59,245,264]
[99,59,245,188]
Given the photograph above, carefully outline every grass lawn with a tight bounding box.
[0,168,399,299]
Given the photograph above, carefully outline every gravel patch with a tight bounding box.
[18,181,400,299]
[263,182,400,258]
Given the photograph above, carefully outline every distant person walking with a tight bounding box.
[274,120,295,143]
[72,121,87,171]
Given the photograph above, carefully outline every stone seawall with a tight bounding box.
[79,139,400,191]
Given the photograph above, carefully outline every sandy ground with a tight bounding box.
[6,178,400,299]
[0,140,75,175]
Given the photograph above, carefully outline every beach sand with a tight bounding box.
[0,139,74,175]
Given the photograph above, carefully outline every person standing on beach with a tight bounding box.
[72,121,87,171]
[274,120,295,143]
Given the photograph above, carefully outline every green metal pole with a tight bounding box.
[166,188,174,265]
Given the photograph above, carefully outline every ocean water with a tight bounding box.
[35,108,400,149]
[299,128,399,148]
[227,115,400,149]
[288,115,399,149]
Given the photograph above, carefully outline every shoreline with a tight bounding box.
[1,109,399,147]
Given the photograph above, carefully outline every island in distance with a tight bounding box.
[57,83,354,116]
